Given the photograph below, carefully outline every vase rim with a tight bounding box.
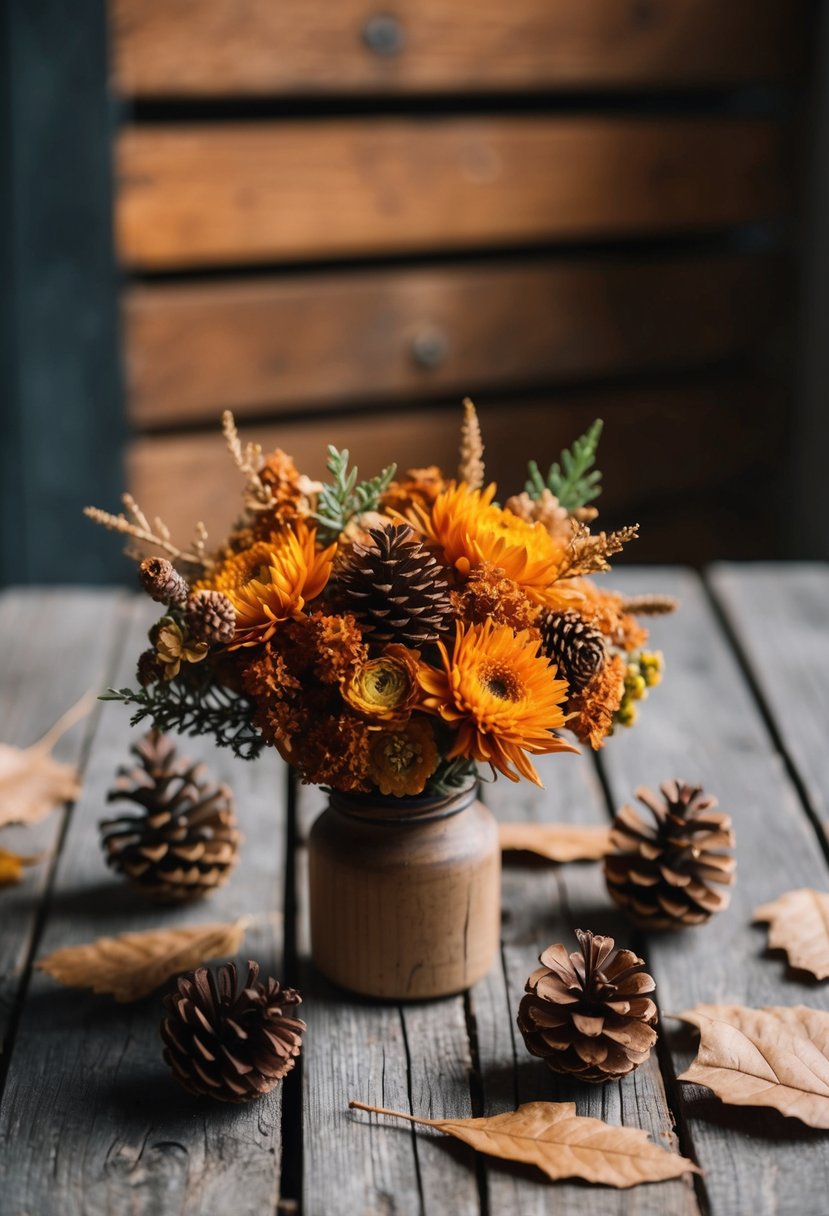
[327,780,479,824]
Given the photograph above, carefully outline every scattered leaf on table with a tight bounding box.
[499,822,612,863]
[674,1004,829,1128]
[0,847,44,887]
[37,918,248,1002]
[754,889,829,979]
[0,692,94,828]
[349,1100,699,1188]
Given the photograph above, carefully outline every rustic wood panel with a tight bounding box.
[0,596,292,1215]
[474,749,701,1216]
[110,0,808,97]
[116,118,787,269]
[709,563,829,826]
[126,378,778,556]
[124,253,779,426]
[598,568,829,1216]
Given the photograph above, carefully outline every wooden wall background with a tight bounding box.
[2,1,820,582]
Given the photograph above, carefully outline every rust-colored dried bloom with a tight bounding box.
[295,712,374,792]
[418,620,576,786]
[408,482,578,611]
[566,652,626,749]
[343,644,421,722]
[570,579,649,652]
[451,562,541,636]
[368,717,440,796]
[204,520,335,649]
[382,465,446,514]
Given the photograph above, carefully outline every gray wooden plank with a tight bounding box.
[473,751,700,1215]
[0,588,122,1050]
[296,786,480,1216]
[600,567,829,1216]
[0,596,289,1216]
[709,562,829,825]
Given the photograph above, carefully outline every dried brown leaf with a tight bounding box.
[37,919,248,1002]
[0,694,94,828]
[0,847,44,887]
[754,889,829,979]
[349,1100,699,1187]
[675,1004,829,1128]
[499,822,612,863]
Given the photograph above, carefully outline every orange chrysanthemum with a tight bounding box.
[566,653,627,749]
[408,482,578,611]
[451,562,541,635]
[418,620,576,786]
[205,521,336,649]
[342,644,421,723]
[368,717,440,796]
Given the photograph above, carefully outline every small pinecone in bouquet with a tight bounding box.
[540,609,607,693]
[139,556,188,607]
[604,780,735,929]
[338,522,454,645]
[185,590,236,645]
[100,731,241,902]
[161,961,305,1102]
[517,929,657,1083]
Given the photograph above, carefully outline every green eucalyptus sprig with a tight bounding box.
[526,418,604,511]
[312,446,396,546]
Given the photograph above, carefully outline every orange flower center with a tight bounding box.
[480,662,522,702]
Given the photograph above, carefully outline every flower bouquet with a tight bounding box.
[87,402,670,998]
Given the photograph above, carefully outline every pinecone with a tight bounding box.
[604,781,735,929]
[337,523,453,645]
[100,731,241,902]
[186,590,236,645]
[540,610,607,693]
[139,556,188,606]
[161,961,305,1102]
[136,647,162,687]
[517,929,657,1083]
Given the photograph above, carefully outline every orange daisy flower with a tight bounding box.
[408,482,578,611]
[206,520,336,649]
[418,620,577,786]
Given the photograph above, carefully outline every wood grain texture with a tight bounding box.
[116,118,787,269]
[0,590,120,1050]
[0,597,290,1216]
[472,748,700,1215]
[296,787,480,1216]
[597,567,829,1216]
[110,0,808,97]
[124,253,780,426]
[709,563,829,827]
[126,377,778,555]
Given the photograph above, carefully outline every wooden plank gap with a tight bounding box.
[462,989,491,1216]
[397,1007,428,1216]
[702,569,829,873]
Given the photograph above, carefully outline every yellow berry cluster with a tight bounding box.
[614,650,663,729]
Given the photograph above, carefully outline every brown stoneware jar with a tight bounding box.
[308,783,500,1000]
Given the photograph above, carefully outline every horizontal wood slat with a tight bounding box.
[125,253,780,426]
[110,0,808,97]
[116,117,787,269]
[127,376,778,555]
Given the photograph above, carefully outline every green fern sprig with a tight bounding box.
[526,418,604,511]
[312,446,396,545]
[100,681,264,760]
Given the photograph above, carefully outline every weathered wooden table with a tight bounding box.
[1,565,828,1216]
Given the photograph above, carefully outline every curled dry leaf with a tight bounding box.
[499,822,612,863]
[674,1004,829,1128]
[349,1100,699,1188]
[0,693,93,829]
[754,889,829,980]
[37,919,248,1002]
[0,847,44,887]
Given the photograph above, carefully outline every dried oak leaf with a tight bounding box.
[37,919,248,1002]
[675,1004,829,1128]
[754,889,829,980]
[0,694,93,829]
[0,847,44,887]
[349,1100,699,1187]
[499,822,612,863]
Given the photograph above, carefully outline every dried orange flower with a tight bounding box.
[296,713,373,792]
[570,579,649,652]
[409,482,578,611]
[566,653,627,749]
[418,620,576,786]
[204,520,336,649]
[382,466,446,514]
[153,619,208,680]
[368,718,440,796]
[343,645,420,722]
[451,562,541,636]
